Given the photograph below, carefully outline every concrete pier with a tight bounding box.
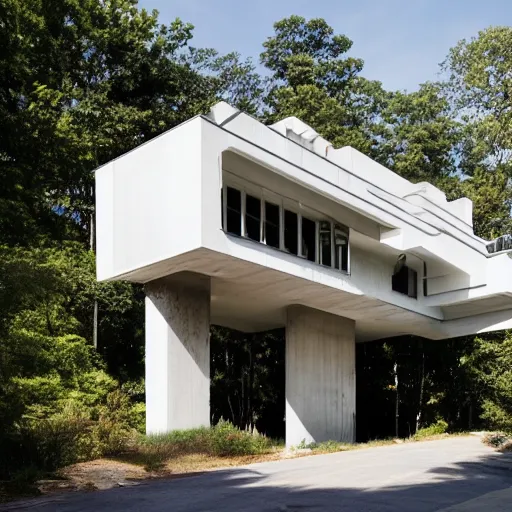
[145,274,211,433]
[286,306,356,446]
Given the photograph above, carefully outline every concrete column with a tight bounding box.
[145,273,210,434]
[286,305,355,446]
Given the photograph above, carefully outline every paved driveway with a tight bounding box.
[5,436,512,511]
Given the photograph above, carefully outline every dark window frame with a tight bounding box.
[221,178,350,274]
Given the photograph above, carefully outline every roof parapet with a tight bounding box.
[207,101,474,229]
[207,101,240,126]
[270,116,332,157]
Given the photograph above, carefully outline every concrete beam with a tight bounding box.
[145,273,210,433]
[286,306,355,446]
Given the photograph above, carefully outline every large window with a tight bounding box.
[222,180,350,273]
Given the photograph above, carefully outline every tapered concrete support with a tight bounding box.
[145,273,210,434]
[286,306,355,446]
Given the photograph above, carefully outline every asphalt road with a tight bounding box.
[5,436,512,512]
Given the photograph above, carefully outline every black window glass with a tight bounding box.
[392,266,417,299]
[284,210,298,255]
[226,187,241,236]
[265,202,280,248]
[245,194,261,242]
[319,221,332,267]
[302,217,316,262]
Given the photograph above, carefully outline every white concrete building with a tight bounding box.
[95,102,512,446]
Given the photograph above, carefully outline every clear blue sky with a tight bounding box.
[138,0,511,92]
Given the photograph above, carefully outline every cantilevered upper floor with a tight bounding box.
[95,102,512,341]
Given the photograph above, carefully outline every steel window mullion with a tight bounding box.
[297,213,302,257]
[241,190,246,237]
[331,222,335,269]
[279,201,285,250]
[260,193,265,243]
[222,183,227,231]
[315,221,319,264]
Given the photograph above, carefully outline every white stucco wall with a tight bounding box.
[95,119,203,281]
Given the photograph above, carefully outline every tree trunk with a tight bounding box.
[416,350,425,432]
[247,335,255,430]
[90,210,98,350]
[394,361,399,438]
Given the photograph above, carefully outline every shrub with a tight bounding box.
[136,420,273,471]
[414,420,449,439]
[480,400,512,433]
[482,431,510,448]
[311,440,351,453]
[0,386,142,479]
[210,420,271,456]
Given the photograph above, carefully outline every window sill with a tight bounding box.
[222,229,350,277]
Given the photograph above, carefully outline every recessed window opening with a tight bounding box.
[226,187,242,236]
[284,210,298,255]
[265,202,280,248]
[245,194,261,242]
[319,221,332,267]
[302,217,316,262]
[392,255,417,299]
[221,179,350,274]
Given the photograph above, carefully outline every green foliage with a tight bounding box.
[443,26,512,169]
[413,420,449,439]
[0,384,142,478]
[377,83,460,182]
[464,334,512,432]
[136,421,272,471]
[261,16,386,156]
[297,439,352,453]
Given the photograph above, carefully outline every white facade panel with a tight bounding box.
[96,119,203,280]
[95,102,512,341]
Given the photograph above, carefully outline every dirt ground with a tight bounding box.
[36,452,286,496]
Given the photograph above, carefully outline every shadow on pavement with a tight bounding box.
[2,450,512,512]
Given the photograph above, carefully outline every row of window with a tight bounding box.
[222,185,349,273]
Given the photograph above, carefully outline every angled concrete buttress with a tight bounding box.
[95,101,512,446]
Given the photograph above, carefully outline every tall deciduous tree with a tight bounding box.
[376,83,460,182]
[260,16,387,155]
[442,26,512,171]
[0,0,220,246]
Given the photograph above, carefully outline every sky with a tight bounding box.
[138,0,512,92]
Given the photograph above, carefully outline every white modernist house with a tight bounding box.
[95,101,512,446]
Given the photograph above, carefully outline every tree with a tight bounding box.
[442,26,512,171]
[0,0,220,246]
[376,83,460,182]
[261,16,387,155]
[463,333,512,432]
